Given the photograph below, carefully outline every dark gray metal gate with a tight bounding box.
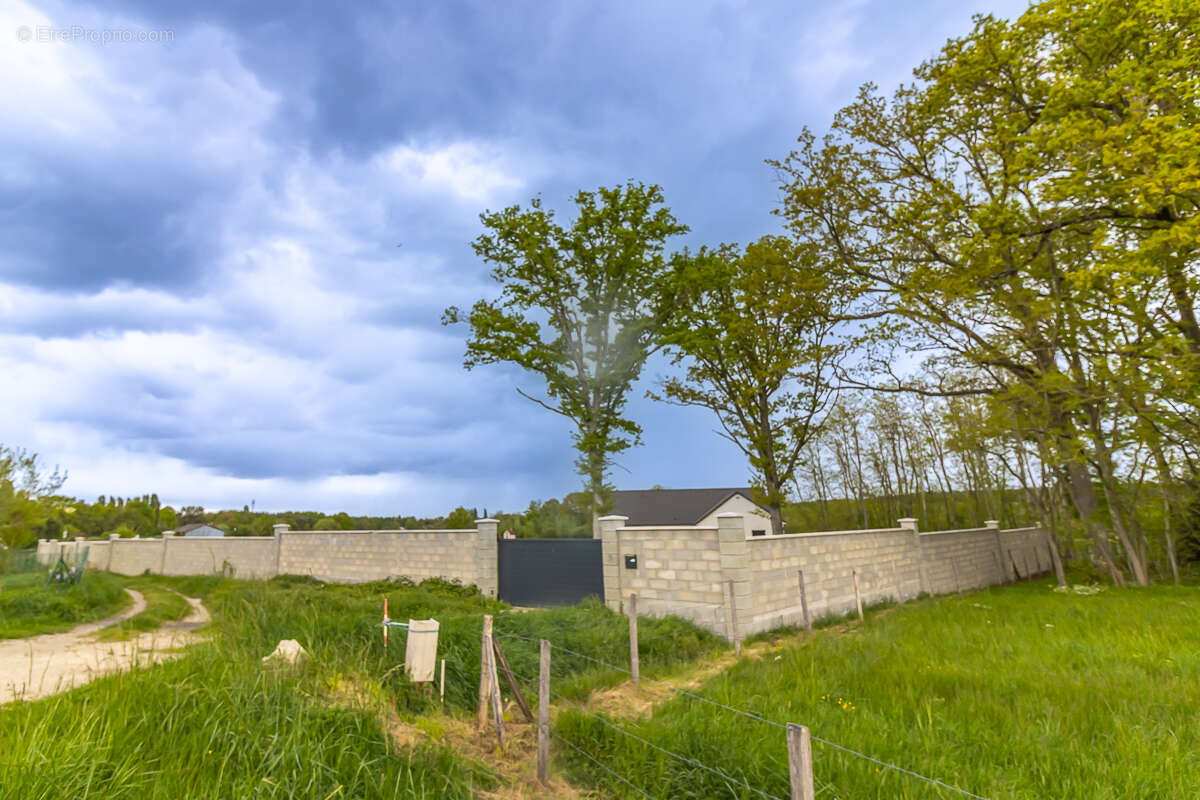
[497,538,603,607]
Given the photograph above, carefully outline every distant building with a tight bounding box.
[610,487,775,537]
[172,523,225,538]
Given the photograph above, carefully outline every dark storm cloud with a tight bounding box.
[1,0,1029,513]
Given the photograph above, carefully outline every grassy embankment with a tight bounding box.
[559,578,1200,799]
[0,574,723,799]
[0,569,131,639]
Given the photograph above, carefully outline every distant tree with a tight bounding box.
[0,446,66,571]
[654,237,844,535]
[178,506,205,525]
[313,517,340,531]
[443,507,476,529]
[444,181,688,521]
[158,506,178,532]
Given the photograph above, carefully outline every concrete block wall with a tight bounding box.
[747,527,922,634]
[918,526,1005,594]
[163,535,277,579]
[108,538,167,575]
[602,515,1053,640]
[48,520,499,594]
[598,515,728,632]
[276,529,479,586]
[997,526,1053,580]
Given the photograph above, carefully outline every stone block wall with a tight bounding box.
[108,539,167,575]
[48,520,498,595]
[598,516,728,633]
[601,515,1053,640]
[277,529,479,587]
[747,527,922,634]
[162,534,277,579]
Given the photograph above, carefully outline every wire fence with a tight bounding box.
[1,550,45,575]
[493,629,995,800]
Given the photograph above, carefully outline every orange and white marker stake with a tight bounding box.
[383,597,389,647]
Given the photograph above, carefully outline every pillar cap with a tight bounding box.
[474,518,499,524]
[596,515,630,521]
[984,519,1000,528]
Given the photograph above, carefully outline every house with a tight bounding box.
[172,523,225,538]
[610,487,776,537]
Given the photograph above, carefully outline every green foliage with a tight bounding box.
[494,492,591,538]
[655,237,844,534]
[0,445,66,561]
[444,181,689,512]
[559,581,1200,799]
[773,0,1200,586]
[442,507,476,529]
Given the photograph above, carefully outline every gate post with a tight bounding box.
[597,515,629,614]
[474,518,499,598]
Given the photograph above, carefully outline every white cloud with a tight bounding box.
[377,140,528,205]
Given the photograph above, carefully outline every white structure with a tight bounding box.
[608,488,775,537]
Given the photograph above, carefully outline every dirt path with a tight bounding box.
[0,589,210,705]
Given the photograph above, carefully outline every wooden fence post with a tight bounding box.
[485,628,505,748]
[797,570,812,634]
[493,637,534,722]
[440,659,446,704]
[477,614,492,730]
[628,592,640,685]
[787,723,815,800]
[537,639,550,785]
[728,579,741,656]
[852,568,864,621]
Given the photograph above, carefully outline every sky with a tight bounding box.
[0,0,1028,516]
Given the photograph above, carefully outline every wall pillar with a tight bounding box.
[161,532,174,575]
[899,518,928,597]
[985,520,1009,584]
[272,523,290,577]
[597,515,629,613]
[108,533,119,572]
[718,513,751,642]
[74,536,86,570]
[474,519,499,598]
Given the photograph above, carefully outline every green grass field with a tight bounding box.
[0,574,721,799]
[0,570,131,639]
[558,579,1200,799]
[4,570,1197,798]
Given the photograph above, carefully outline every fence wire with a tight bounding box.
[494,629,995,800]
[550,731,661,800]
[506,665,786,800]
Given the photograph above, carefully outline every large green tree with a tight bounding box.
[774,0,1200,584]
[444,182,687,519]
[654,237,843,535]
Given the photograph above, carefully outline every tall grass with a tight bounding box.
[0,635,495,799]
[1,574,723,798]
[559,580,1200,799]
[0,571,129,639]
